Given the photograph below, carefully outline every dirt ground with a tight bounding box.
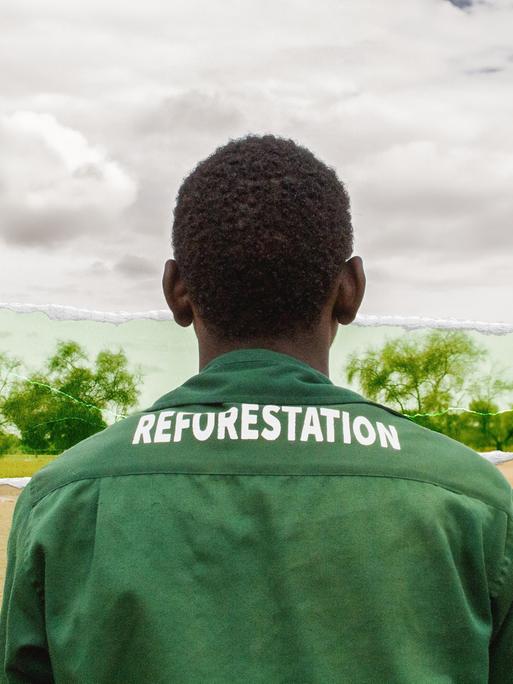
[0,465,512,606]
[0,485,21,606]
[497,461,513,487]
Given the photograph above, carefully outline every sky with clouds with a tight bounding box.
[0,0,512,323]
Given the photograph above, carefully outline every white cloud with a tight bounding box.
[0,111,136,245]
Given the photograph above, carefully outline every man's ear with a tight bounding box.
[334,256,366,325]
[162,259,194,327]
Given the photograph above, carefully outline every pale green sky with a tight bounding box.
[0,311,512,417]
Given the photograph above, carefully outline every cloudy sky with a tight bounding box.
[1,0,512,323]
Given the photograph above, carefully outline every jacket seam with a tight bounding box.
[30,471,512,515]
[22,485,45,602]
[149,399,409,421]
[153,397,362,407]
[490,512,513,598]
[204,359,321,372]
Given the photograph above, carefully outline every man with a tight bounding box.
[1,134,511,682]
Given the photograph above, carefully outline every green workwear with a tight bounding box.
[1,348,512,682]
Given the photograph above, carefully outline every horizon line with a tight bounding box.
[0,303,512,335]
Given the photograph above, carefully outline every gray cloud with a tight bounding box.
[89,260,110,275]
[465,66,504,74]
[115,254,157,277]
[138,91,244,138]
[0,111,137,249]
[1,207,99,247]
[72,163,105,180]
[447,0,474,8]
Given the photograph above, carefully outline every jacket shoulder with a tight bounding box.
[365,400,512,514]
[28,412,144,505]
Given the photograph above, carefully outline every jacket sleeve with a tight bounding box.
[0,485,53,683]
[489,511,513,684]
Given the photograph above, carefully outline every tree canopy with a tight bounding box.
[2,340,140,454]
[346,330,513,450]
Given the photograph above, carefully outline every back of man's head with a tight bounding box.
[172,134,354,342]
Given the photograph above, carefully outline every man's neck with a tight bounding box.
[195,325,332,378]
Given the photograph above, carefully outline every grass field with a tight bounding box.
[0,454,58,477]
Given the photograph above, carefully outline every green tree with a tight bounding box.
[0,431,22,455]
[3,341,140,454]
[0,352,23,454]
[461,399,513,451]
[0,351,21,420]
[345,329,509,444]
[458,374,513,451]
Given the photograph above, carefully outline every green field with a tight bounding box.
[0,454,59,477]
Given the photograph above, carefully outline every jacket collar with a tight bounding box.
[147,348,390,412]
[200,348,329,375]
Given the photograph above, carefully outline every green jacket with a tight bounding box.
[1,348,512,683]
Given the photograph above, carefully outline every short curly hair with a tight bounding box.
[172,134,353,341]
